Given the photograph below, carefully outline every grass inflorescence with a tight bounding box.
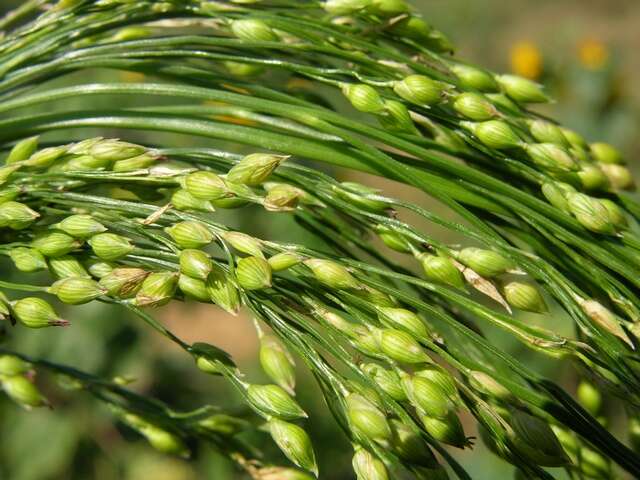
[0,1,639,479]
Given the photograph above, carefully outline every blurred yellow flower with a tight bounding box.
[578,38,609,70]
[510,41,543,80]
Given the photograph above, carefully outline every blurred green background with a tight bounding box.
[0,1,639,479]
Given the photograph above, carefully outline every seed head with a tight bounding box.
[13,297,68,328]
[503,281,547,313]
[352,447,389,480]
[346,393,392,444]
[6,136,39,164]
[227,153,287,186]
[260,335,296,395]
[56,214,106,238]
[377,306,429,339]
[206,264,240,314]
[496,74,549,103]
[99,267,149,297]
[184,171,230,200]
[418,253,465,289]
[171,189,215,212]
[461,120,521,150]
[9,248,47,273]
[452,92,497,121]
[589,142,623,164]
[179,249,213,280]
[0,375,48,409]
[231,19,278,42]
[48,276,106,305]
[304,259,359,290]
[450,64,498,92]
[268,251,303,271]
[457,247,514,277]
[33,231,81,258]
[247,384,307,420]
[342,83,386,114]
[88,233,134,260]
[268,418,318,476]
[566,193,616,234]
[393,75,443,106]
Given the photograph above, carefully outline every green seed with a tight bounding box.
[231,18,278,42]
[184,171,230,200]
[223,231,264,258]
[268,251,303,271]
[376,328,429,364]
[236,256,272,290]
[361,363,406,401]
[503,281,547,313]
[247,384,307,420]
[457,247,514,277]
[0,201,39,230]
[509,410,568,467]
[56,214,106,238]
[48,255,90,278]
[88,233,134,260]
[1,375,47,409]
[25,146,67,169]
[90,139,146,161]
[323,0,370,15]
[33,231,80,258]
[352,447,389,480]
[346,393,392,444]
[566,193,616,234]
[524,143,577,172]
[206,264,240,314]
[527,119,569,146]
[166,221,213,249]
[375,225,411,253]
[450,64,499,92]
[9,247,47,273]
[369,0,409,16]
[13,297,68,328]
[135,272,178,307]
[419,254,465,289]
[268,418,318,476]
[394,75,443,106]
[590,142,623,164]
[99,267,149,297]
[420,411,466,447]
[600,163,634,190]
[140,423,189,457]
[496,74,549,103]
[452,92,497,120]
[377,306,429,339]
[304,259,359,289]
[462,120,521,150]
[179,249,213,280]
[178,274,210,301]
[342,83,386,114]
[48,276,105,305]
[85,259,115,278]
[6,136,39,164]
[577,380,602,416]
[260,335,296,395]
[0,355,31,376]
[171,188,215,212]
[263,183,303,211]
[227,153,287,186]
[389,419,438,468]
